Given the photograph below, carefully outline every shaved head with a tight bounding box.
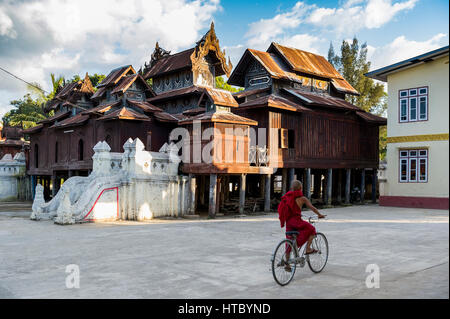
[291,180,302,191]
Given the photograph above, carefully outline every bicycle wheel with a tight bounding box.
[272,239,297,286]
[306,232,328,273]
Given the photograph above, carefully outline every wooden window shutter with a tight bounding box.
[280,128,288,149]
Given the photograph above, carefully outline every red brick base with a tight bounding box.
[380,196,449,210]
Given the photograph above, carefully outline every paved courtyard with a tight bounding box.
[0,204,448,299]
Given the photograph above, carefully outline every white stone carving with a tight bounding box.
[30,138,190,224]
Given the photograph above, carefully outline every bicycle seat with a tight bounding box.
[285,231,299,236]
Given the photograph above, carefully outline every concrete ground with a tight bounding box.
[0,204,448,299]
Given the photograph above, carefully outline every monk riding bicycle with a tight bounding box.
[271,180,329,286]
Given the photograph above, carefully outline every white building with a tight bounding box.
[366,46,449,209]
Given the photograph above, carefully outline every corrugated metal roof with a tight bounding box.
[270,43,342,79]
[97,65,135,88]
[51,113,90,129]
[22,124,43,134]
[284,89,360,111]
[229,43,359,96]
[182,107,206,115]
[355,111,387,124]
[233,87,270,99]
[179,111,257,126]
[81,102,120,115]
[248,49,304,83]
[239,94,312,113]
[144,48,194,79]
[147,85,203,103]
[153,112,186,123]
[203,87,239,107]
[38,111,71,124]
[97,107,151,121]
[127,99,163,113]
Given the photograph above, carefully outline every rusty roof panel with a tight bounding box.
[331,78,359,95]
[182,107,206,116]
[239,94,312,113]
[127,99,163,113]
[81,102,120,115]
[153,111,186,123]
[271,43,342,79]
[51,113,90,129]
[111,74,139,95]
[203,87,239,107]
[147,85,203,103]
[97,107,151,122]
[38,111,71,124]
[248,49,304,84]
[97,65,135,88]
[179,111,257,126]
[91,86,107,100]
[284,89,360,111]
[22,124,43,134]
[356,111,387,124]
[144,48,194,79]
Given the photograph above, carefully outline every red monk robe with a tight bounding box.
[281,190,316,249]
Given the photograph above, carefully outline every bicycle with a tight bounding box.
[271,215,329,286]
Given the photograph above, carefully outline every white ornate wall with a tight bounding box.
[0,152,26,201]
[30,138,191,224]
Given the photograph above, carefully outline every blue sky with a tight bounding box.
[0,0,448,118]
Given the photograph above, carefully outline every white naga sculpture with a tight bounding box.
[30,138,190,224]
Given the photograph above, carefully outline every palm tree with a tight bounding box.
[26,73,65,105]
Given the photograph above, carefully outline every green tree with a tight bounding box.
[215,76,242,93]
[2,94,48,129]
[328,37,387,159]
[328,37,386,113]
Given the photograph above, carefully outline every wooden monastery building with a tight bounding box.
[24,22,386,215]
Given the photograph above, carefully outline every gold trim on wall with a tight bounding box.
[387,133,449,143]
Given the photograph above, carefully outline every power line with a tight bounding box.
[0,66,48,94]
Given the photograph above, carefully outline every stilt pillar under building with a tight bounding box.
[345,168,351,204]
[209,174,217,218]
[325,168,332,206]
[360,169,366,204]
[313,172,321,199]
[337,169,342,204]
[239,174,247,215]
[51,173,57,198]
[288,168,295,190]
[281,168,287,194]
[372,169,377,204]
[264,174,271,212]
[305,168,311,199]
[189,174,196,214]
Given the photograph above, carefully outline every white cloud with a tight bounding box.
[365,0,417,28]
[277,34,323,54]
[243,0,418,55]
[245,2,312,49]
[0,7,15,38]
[306,0,418,34]
[368,33,448,70]
[0,0,220,116]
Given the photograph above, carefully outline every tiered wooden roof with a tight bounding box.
[45,73,95,111]
[228,42,359,96]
